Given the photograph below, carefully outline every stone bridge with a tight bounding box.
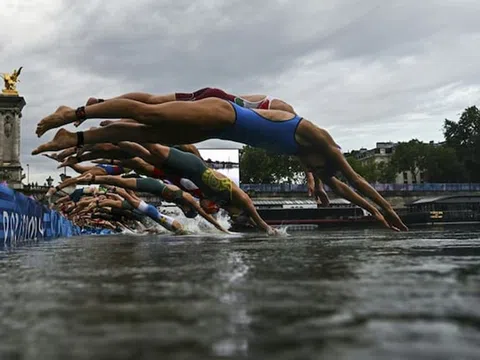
[240,183,480,208]
[18,183,480,209]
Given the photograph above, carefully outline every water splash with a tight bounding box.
[160,206,234,235]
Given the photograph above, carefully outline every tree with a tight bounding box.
[423,144,466,182]
[389,139,428,181]
[444,106,480,182]
[239,147,276,183]
[239,146,305,184]
[345,156,396,183]
[377,161,397,183]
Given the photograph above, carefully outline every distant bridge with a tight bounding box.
[240,183,480,207]
[18,183,480,209]
[140,183,480,208]
[240,183,480,194]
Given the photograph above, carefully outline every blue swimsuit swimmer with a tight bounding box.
[218,101,303,155]
[95,164,127,176]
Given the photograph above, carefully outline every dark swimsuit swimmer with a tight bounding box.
[69,188,84,203]
[163,148,233,206]
[135,177,198,218]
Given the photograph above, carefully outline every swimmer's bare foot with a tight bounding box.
[77,173,93,184]
[31,128,77,155]
[86,97,99,106]
[57,156,78,169]
[56,147,77,161]
[42,153,59,161]
[75,146,87,158]
[36,106,76,137]
[100,120,115,127]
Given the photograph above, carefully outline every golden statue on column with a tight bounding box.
[1,67,23,95]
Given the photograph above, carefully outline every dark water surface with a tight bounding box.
[0,226,479,359]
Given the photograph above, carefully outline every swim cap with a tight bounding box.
[182,206,198,218]
[201,199,220,214]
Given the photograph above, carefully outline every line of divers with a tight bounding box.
[35,87,409,235]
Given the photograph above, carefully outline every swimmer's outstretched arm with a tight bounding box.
[182,192,230,233]
[300,160,329,206]
[327,146,408,231]
[60,149,132,167]
[91,157,154,177]
[314,178,330,206]
[231,190,276,235]
[55,194,71,205]
[91,158,122,166]
[175,144,204,161]
[324,177,398,231]
[46,172,89,197]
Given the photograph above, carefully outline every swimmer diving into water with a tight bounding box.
[83,87,328,205]
[33,96,407,232]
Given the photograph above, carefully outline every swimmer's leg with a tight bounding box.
[86,92,176,106]
[33,124,161,155]
[136,200,184,233]
[35,97,233,138]
[79,174,138,191]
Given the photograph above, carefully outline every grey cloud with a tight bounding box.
[321,2,480,60]
[3,0,480,184]
[48,0,351,92]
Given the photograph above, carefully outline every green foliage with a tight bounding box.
[377,161,397,183]
[443,106,480,182]
[239,146,304,184]
[389,139,428,179]
[423,145,466,182]
[344,156,396,183]
[388,139,468,183]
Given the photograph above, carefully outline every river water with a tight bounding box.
[0,225,479,360]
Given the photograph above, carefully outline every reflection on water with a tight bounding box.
[0,226,479,359]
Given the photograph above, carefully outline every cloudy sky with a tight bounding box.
[2,0,480,185]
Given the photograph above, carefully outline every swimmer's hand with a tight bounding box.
[175,229,190,235]
[373,209,408,232]
[372,210,398,231]
[42,153,59,161]
[267,227,280,236]
[46,187,56,198]
[384,209,409,232]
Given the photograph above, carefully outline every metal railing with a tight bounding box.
[240,183,480,193]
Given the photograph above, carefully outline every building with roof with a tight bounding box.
[353,141,445,185]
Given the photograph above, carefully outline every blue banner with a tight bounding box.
[0,184,81,247]
[241,182,480,193]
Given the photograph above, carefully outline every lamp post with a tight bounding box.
[26,163,30,184]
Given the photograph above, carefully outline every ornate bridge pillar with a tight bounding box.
[0,94,26,189]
